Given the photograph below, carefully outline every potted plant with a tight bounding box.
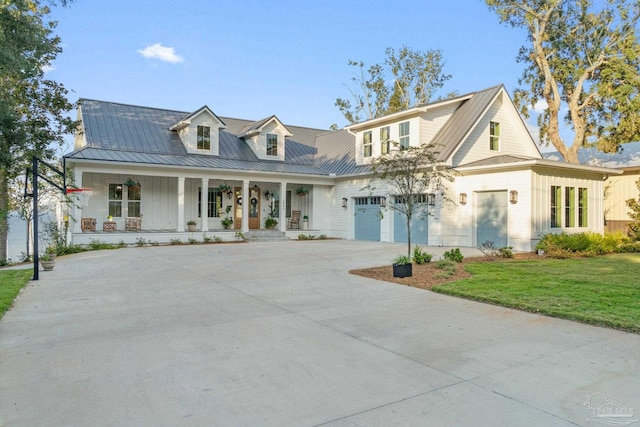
[221,217,233,229]
[219,183,232,193]
[186,220,197,232]
[302,215,309,230]
[392,254,412,278]
[107,215,113,222]
[265,217,278,229]
[45,246,57,260]
[40,254,56,271]
[295,186,308,196]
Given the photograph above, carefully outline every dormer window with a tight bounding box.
[197,125,211,150]
[380,126,390,154]
[267,134,278,156]
[399,121,410,149]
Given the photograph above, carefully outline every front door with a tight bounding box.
[248,185,260,229]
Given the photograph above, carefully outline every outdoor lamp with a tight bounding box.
[380,197,386,208]
[341,198,348,208]
[264,190,270,200]
[510,190,518,204]
[459,193,467,205]
[428,193,436,206]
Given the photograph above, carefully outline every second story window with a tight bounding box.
[267,134,278,156]
[380,126,390,154]
[197,125,211,150]
[399,121,410,149]
[363,131,372,157]
[490,121,500,151]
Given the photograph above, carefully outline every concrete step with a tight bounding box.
[244,230,289,242]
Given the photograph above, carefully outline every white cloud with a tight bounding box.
[531,99,547,114]
[42,64,55,74]
[137,43,183,63]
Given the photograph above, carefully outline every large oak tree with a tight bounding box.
[486,0,640,163]
[0,0,75,263]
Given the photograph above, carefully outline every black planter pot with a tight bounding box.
[392,263,413,278]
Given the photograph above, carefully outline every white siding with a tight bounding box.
[354,116,421,165]
[419,103,458,144]
[452,94,541,166]
[605,171,640,221]
[180,112,221,156]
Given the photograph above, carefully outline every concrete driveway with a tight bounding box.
[1,241,638,426]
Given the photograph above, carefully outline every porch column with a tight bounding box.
[201,178,209,232]
[279,181,287,232]
[72,170,83,234]
[242,180,249,233]
[177,176,185,232]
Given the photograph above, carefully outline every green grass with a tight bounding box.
[433,253,640,333]
[0,269,32,319]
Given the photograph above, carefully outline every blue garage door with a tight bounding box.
[476,191,508,248]
[394,196,428,244]
[354,197,382,241]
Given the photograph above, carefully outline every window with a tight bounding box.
[579,188,588,227]
[380,126,390,154]
[551,185,562,228]
[198,188,223,218]
[197,125,211,150]
[399,121,410,149]
[565,187,575,227]
[267,133,278,156]
[490,121,500,151]
[108,184,123,217]
[128,184,141,217]
[363,131,372,157]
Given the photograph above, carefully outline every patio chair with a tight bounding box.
[81,218,96,232]
[288,210,300,229]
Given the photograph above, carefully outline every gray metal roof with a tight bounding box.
[457,154,539,168]
[431,84,503,162]
[315,129,370,176]
[68,99,328,172]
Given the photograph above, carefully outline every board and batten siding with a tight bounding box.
[604,170,640,221]
[531,168,605,241]
[451,95,541,166]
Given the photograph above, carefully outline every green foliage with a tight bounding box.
[434,259,456,278]
[221,217,233,229]
[202,234,213,243]
[443,248,464,263]
[186,220,197,226]
[265,217,278,229]
[626,178,640,240]
[234,232,245,241]
[298,234,317,240]
[169,238,182,245]
[536,231,633,258]
[336,46,452,123]
[485,0,640,162]
[318,234,327,240]
[41,221,66,253]
[478,240,500,259]
[295,187,308,195]
[499,246,513,258]
[392,254,411,266]
[0,269,32,319]
[213,236,224,243]
[188,238,199,245]
[135,237,147,247]
[87,239,122,251]
[412,245,432,264]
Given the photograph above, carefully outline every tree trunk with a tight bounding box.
[406,214,412,259]
[0,172,9,263]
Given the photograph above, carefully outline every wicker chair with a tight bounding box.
[81,218,97,232]
[288,210,300,229]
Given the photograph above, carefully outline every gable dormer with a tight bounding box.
[170,106,226,156]
[238,115,292,161]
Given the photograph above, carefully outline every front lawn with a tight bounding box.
[433,253,640,333]
[0,269,32,319]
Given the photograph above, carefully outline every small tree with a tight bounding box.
[626,178,640,240]
[365,142,453,258]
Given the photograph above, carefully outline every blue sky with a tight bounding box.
[48,0,534,132]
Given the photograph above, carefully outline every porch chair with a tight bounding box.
[125,217,142,231]
[81,218,97,232]
[288,210,300,229]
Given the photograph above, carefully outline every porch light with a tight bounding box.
[341,198,348,208]
[428,193,436,206]
[264,190,270,200]
[459,193,467,205]
[510,190,518,204]
[380,197,386,208]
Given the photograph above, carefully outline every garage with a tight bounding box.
[476,190,508,248]
[393,196,428,244]
[354,197,382,241]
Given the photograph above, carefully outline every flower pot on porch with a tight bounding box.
[392,263,412,278]
[187,224,197,232]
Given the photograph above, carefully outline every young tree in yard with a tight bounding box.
[486,0,640,163]
[0,1,76,263]
[336,46,452,124]
[365,143,453,258]
[626,178,640,239]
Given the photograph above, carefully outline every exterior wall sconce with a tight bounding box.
[264,190,270,200]
[459,193,467,205]
[510,190,518,204]
[341,198,348,208]
[380,197,386,208]
[428,193,436,206]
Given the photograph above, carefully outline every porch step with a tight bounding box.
[244,230,289,242]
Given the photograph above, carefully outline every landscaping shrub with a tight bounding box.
[499,246,513,258]
[478,241,500,259]
[412,245,433,264]
[443,248,464,262]
[536,232,633,258]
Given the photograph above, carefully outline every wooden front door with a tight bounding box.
[248,185,260,229]
[234,186,261,229]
